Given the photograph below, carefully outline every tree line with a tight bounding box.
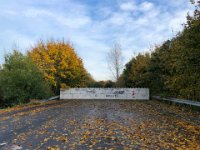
[0,1,199,107]
[0,40,94,107]
[121,2,200,101]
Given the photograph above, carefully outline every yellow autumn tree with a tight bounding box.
[28,40,94,94]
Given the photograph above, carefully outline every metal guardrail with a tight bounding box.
[153,96,200,107]
[47,95,60,100]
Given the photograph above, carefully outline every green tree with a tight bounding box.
[123,53,150,88]
[122,2,200,101]
[89,80,115,88]
[165,2,200,100]
[104,80,115,88]
[0,51,52,106]
[148,40,172,95]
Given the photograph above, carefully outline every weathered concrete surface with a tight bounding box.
[0,100,199,149]
[60,88,149,100]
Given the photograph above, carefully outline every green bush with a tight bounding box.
[0,51,52,106]
[0,87,4,108]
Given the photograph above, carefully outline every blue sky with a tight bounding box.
[0,0,194,80]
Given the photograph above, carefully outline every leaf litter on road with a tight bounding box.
[0,100,199,149]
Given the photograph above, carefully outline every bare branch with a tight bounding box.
[107,42,124,82]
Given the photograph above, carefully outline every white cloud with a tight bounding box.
[56,15,91,29]
[168,9,192,32]
[107,12,130,26]
[139,1,154,11]
[0,0,194,81]
[0,10,17,16]
[0,30,34,59]
[23,9,53,18]
[120,1,136,11]
[120,1,154,12]
[22,7,92,29]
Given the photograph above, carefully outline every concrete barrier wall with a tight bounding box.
[60,88,149,100]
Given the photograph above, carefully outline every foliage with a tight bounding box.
[122,3,200,101]
[115,76,125,87]
[123,53,150,88]
[0,51,52,106]
[148,40,172,95]
[0,87,3,107]
[28,40,94,94]
[104,80,116,88]
[0,68,3,106]
[90,80,116,88]
[0,100,199,149]
[164,2,200,100]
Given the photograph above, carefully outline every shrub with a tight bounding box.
[0,51,52,106]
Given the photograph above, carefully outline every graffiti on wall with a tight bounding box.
[60,88,149,100]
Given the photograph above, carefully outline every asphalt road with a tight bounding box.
[0,100,199,150]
